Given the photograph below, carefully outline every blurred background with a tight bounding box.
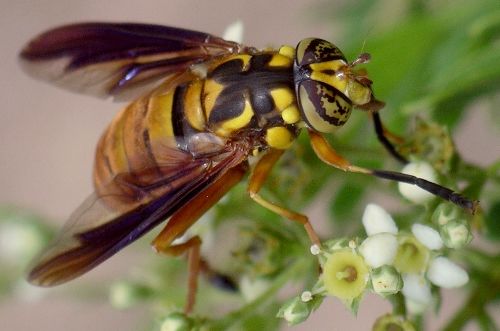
[1,0,498,330]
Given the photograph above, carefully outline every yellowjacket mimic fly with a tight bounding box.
[20,22,477,313]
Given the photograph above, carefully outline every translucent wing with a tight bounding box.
[20,22,244,100]
[28,136,248,286]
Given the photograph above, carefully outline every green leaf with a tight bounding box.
[484,200,500,240]
[330,182,365,221]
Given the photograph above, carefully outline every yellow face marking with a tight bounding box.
[310,61,348,94]
[347,80,371,105]
[281,105,300,124]
[265,126,294,149]
[268,54,293,67]
[278,45,295,59]
[184,80,206,131]
[218,98,254,136]
[309,60,345,72]
[146,91,175,140]
[270,87,294,110]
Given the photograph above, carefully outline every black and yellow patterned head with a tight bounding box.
[294,38,378,133]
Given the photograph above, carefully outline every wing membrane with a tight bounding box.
[20,22,243,100]
[28,138,247,286]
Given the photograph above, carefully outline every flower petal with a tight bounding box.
[362,204,398,235]
[402,274,432,305]
[427,257,469,288]
[359,233,398,268]
[411,224,443,250]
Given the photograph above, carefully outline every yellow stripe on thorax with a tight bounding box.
[215,98,254,136]
[268,53,293,67]
[183,80,206,131]
[269,87,301,125]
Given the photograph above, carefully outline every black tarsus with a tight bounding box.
[372,112,408,164]
[372,169,479,214]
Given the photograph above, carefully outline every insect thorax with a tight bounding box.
[198,52,302,150]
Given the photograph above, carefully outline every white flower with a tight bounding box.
[362,204,398,236]
[427,257,469,288]
[359,233,398,268]
[402,274,432,306]
[222,20,244,43]
[411,224,443,250]
[398,161,437,204]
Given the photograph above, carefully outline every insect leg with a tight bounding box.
[248,149,322,246]
[371,112,408,164]
[308,129,478,214]
[151,164,247,313]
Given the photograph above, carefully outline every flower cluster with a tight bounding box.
[278,200,472,326]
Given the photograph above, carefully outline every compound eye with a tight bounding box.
[297,80,352,133]
[295,38,346,66]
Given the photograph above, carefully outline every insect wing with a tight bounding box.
[20,22,243,100]
[28,138,246,286]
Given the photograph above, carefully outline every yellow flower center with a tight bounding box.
[323,249,368,300]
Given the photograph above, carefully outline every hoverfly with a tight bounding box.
[20,22,477,313]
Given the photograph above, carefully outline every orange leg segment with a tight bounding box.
[247,149,321,246]
[151,164,247,313]
[308,129,478,214]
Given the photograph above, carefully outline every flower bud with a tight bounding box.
[160,312,194,331]
[321,237,350,253]
[373,314,416,331]
[439,219,472,249]
[359,233,398,268]
[371,265,403,296]
[322,249,369,300]
[362,204,398,236]
[398,162,437,205]
[411,224,443,250]
[370,265,403,297]
[277,297,311,325]
[431,203,460,226]
[427,257,469,288]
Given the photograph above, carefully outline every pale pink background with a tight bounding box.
[0,1,497,330]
